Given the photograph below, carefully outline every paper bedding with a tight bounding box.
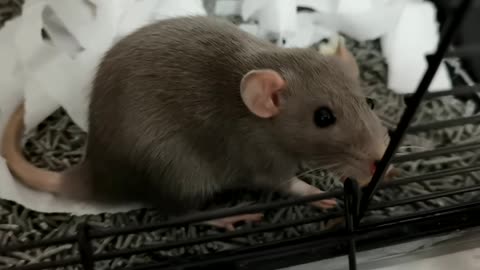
[0,0,453,215]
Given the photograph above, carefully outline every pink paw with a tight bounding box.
[308,189,337,210]
[310,198,337,209]
[203,213,264,231]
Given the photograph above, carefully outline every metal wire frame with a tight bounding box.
[1,157,480,269]
[357,0,474,220]
[0,0,479,269]
[3,180,479,270]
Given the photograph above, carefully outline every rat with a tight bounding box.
[1,16,396,230]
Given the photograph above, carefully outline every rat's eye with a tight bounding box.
[314,107,336,127]
[366,97,375,109]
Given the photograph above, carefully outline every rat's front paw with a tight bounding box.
[308,189,338,210]
[203,213,264,232]
[310,198,338,209]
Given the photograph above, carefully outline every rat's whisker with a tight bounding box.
[398,145,427,151]
[297,162,341,177]
[396,145,429,155]
[297,168,323,177]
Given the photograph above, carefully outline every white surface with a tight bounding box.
[282,247,480,270]
[371,247,480,270]
[0,0,451,215]
[280,230,480,270]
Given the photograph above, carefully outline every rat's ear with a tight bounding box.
[334,36,359,79]
[240,69,285,118]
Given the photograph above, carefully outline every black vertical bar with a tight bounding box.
[344,178,358,270]
[357,0,473,221]
[77,222,94,270]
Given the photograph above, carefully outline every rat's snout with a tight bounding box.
[366,161,399,184]
[357,160,399,187]
[369,160,379,175]
[369,160,396,178]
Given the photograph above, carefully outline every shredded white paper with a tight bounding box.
[0,0,453,214]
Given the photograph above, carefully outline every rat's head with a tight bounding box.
[240,45,391,186]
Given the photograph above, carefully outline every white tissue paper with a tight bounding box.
[238,23,260,36]
[0,0,452,215]
[0,158,143,215]
[382,0,452,94]
[0,0,207,214]
[242,0,298,45]
[214,0,242,16]
[0,19,24,128]
[115,0,156,38]
[283,12,336,48]
[335,0,407,41]
[154,0,207,20]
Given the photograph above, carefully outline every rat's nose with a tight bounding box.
[370,160,380,175]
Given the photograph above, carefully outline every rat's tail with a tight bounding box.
[1,102,63,193]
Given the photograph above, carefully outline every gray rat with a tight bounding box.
[2,16,395,230]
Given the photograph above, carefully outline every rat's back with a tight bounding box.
[85,16,272,211]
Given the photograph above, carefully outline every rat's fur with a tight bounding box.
[2,16,389,213]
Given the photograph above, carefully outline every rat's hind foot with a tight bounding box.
[202,213,264,232]
[285,177,337,210]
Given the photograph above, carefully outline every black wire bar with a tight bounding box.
[103,199,480,270]
[357,0,473,222]
[4,163,480,270]
[392,141,480,163]
[367,185,480,211]
[360,200,480,231]
[445,44,480,57]
[416,84,480,100]
[408,114,480,133]
[0,190,342,254]
[4,211,344,270]
[31,198,478,270]
[386,164,480,186]
[3,159,480,270]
